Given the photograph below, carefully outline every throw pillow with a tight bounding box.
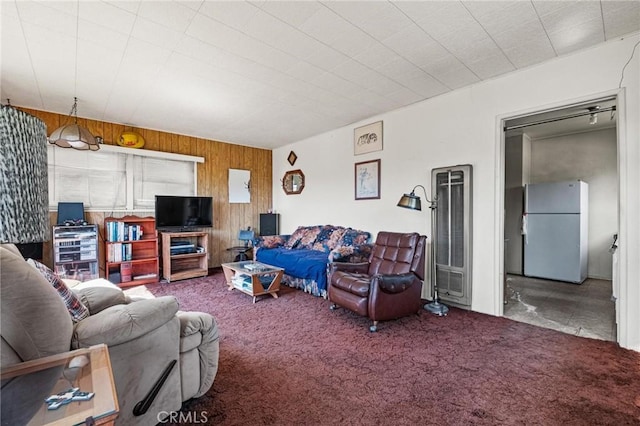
[284,227,307,249]
[27,258,90,322]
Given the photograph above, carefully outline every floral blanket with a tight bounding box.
[254,225,372,297]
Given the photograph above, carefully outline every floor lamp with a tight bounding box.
[397,185,449,316]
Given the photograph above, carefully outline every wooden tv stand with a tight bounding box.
[160,231,208,282]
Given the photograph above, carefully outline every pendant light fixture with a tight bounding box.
[49,1,99,151]
[48,97,99,150]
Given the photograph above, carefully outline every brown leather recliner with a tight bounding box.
[328,231,426,331]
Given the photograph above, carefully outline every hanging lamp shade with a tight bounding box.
[49,123,99,150]
[48,97,99,151]
[397,191,422,211]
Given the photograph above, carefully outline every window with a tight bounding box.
[133,156,194,209]
[48,144,203,211]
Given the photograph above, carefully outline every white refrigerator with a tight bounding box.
[523,180,588,284]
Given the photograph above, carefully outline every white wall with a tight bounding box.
[272,35,640,351]
[530,128,618,279]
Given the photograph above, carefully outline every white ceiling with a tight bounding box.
[1,1,639,149]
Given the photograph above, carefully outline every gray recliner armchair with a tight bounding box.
[1,244,220,426]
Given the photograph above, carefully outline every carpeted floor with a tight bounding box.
[145,273,640,425]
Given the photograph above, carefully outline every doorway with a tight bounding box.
[501,96,618,342]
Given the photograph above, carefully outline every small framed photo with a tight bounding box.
[355,159,381,200]
[287,151,297,166]
[354,121,383,155]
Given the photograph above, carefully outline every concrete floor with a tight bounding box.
[503,274,616,342]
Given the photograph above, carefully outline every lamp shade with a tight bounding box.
[0,105,50,243]
[397,192,422,211]
[49,123,99,151]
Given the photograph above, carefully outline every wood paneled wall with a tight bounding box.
[20,107,273,272]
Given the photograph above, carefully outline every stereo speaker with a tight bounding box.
[259,213,279,236]
[15,242,43,261]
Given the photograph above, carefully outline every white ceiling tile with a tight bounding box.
[444,34,507,67]
[547,18,605,55]
[535,1,602,35]
[104,1,141,15]
[385,87,424,105]
[403,1,479,38]
[503,40,556,69]
[465,1,540,38]
[286,61,325,82]
[186,13,241,48]
[466,51,515,79]
[324,1,409,41]
[530,1,572,17]
[327,26,377,58]
[489,20,553,53]
[399,75,449,99]
[21,20,75,65]
[297,6,354,46]
[461,1,525,20]
[78,18,129,53]
[76,40,123,81]
[314,72,365,98]
[382,26,451,70]
[180,1,204,12]
[373,55,420,79]
[330,59,378,85]
[420,55,479,89]
[79,1,136,36]
[353,43,399,70]
[131,17,184,50]
[0,15,40,106]
[15,1,76,38]
[33,1,77,16]
[255,1,323,28]
[123,38,172,67]
[602,1,640,39]
[392,1,449,26]
[137,1,197,32]
[303,43,349,70]
[198,1,261,28]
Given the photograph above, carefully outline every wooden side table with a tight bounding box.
[1,344,119,425]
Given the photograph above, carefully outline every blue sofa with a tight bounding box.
[253,225,372,298]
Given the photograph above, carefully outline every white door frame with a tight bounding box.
[494,88,627,345]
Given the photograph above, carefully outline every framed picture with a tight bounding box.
[287,151,298,166]
[354,120,383,155]
[354,159,381,200]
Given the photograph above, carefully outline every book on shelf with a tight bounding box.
[106,243,133,262]
[106,221,144,242]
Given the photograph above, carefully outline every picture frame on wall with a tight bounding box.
[354,121,383,155]
[287,151,298,166]
[355,159,381,200]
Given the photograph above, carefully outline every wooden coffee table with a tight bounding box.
[222,261,284,303]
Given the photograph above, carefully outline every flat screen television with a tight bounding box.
[155,195,213,231]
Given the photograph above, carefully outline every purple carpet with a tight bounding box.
[146,273,640,425]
